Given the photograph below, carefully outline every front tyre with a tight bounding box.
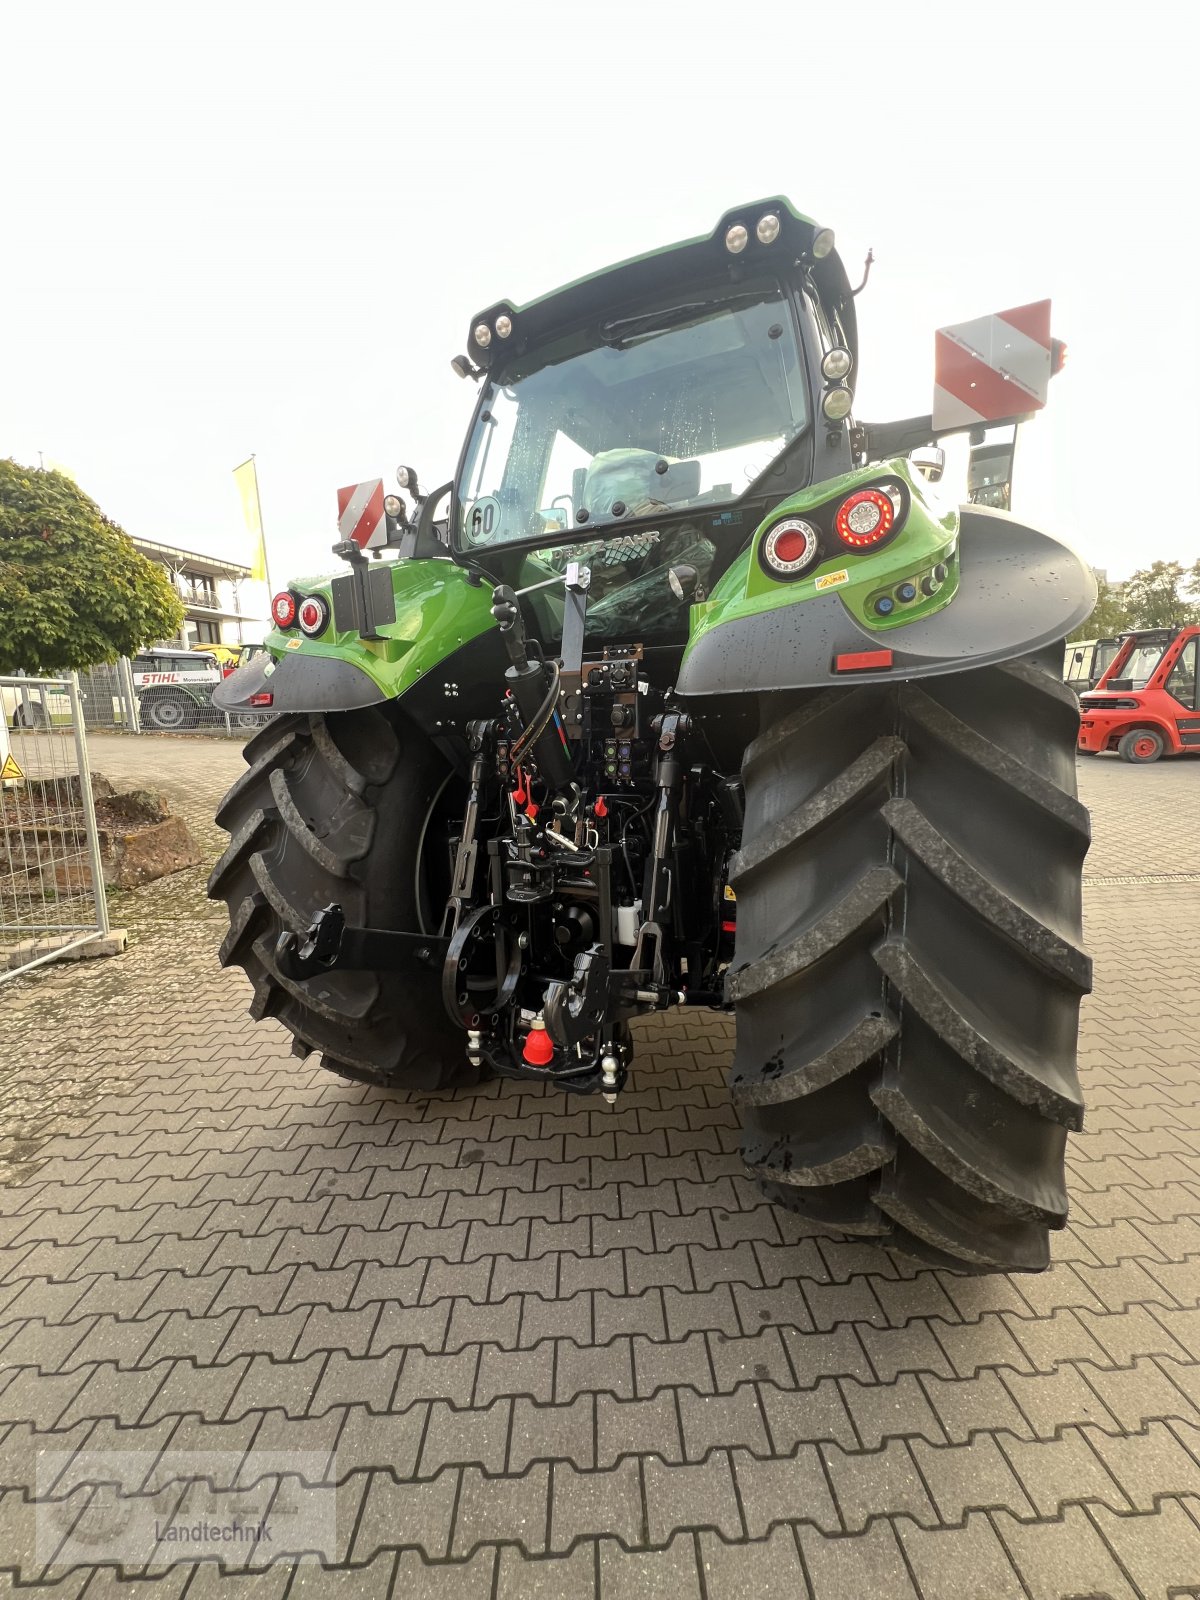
[207,707,472,1090]
[143,693,197,732]
[728,646,1091,1273]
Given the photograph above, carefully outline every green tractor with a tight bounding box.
[210,200,1095,1273]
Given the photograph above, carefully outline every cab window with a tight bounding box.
[1166,638,1198,709]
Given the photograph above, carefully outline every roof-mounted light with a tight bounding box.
[495,313,513,338]
[383,493,403,517]
[756,213,781,245]
[724,223,748,254]
[822,388,853,421]
[812,226,836,260]
[473,321,492,347]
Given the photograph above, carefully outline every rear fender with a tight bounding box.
[214,557,497,716]
[678,482,1096,693]
[1078,703,1186,755]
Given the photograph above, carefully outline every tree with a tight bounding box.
[1069,571,1131,642]
[0,461,184,674]
[1122,560,1200,631]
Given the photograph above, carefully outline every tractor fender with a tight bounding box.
[213,649,387,715]
[677,506,1097,693]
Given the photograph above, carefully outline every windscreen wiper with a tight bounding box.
[600,292,768,345]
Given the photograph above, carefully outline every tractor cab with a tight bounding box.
[1078,624,1200,761]
[449,200,858,653]
[1064,637,1119,693]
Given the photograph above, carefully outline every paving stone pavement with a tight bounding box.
[1,733,1199,1598]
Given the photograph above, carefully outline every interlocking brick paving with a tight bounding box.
[1,736,1198,1597]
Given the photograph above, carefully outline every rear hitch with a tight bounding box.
[275,903,448,981]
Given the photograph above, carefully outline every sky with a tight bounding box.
[2,1,1196,627]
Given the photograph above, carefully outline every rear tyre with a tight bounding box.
[728,646,1091,1273]
[207,707,474,1090]
[1118,728,1164,763]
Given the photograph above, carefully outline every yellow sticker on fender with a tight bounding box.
[723,884,736,902]
[815,569,850,591]
[286,637,304,650]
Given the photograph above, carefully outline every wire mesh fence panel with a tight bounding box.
[5,659,276,740]
[1,676,111,982]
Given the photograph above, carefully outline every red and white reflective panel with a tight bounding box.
[336,478,387,549]
[932,300,1052,432]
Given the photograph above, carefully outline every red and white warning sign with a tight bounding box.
[933,300,1052,432]
[336,478,387,549]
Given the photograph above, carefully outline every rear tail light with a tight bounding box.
[759,517,820,580]
[835,489,896,549]
[271,591,297,628]
[297,595,330,637]
[248,692,274,707]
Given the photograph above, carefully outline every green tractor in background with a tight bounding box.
[210,200,1095,1274]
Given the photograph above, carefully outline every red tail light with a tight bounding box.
[835,489,895,548]
[297,595,330,637]
[759,517,820,580]
[248,692,274,707]
[271,591,297,628]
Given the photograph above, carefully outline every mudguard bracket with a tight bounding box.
[275,903,447,981]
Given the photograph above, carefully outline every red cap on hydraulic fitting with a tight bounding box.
[522,1020,555,1065]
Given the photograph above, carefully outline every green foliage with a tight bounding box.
[1122,560,1200,631]
[0,461,185,673]
[1069,572,1131,642]
[1070,560,1200,642]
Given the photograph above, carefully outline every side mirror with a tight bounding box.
[910,445,946,483]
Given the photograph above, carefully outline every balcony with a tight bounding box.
[177,580,219,609]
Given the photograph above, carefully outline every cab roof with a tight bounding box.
[465,198,855,369]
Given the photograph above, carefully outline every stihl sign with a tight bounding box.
[933,300,1053,432]
[337,479,387,550]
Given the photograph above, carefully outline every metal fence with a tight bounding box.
[0,675,112,982]
[3,661,274,740]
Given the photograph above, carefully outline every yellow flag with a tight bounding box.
[233,457,269,582]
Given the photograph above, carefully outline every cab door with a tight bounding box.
[1165,636,1200,749]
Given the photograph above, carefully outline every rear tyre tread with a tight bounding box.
[881,795,1091,989]
[209,707,472,1092]
[731,735,905,882]
[732,648,1088,1274]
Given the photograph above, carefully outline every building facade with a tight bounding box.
[131,537,264,649]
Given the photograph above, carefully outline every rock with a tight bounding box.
[17,771,116,805]
[96,790,171,829]
[1,776,203,892]
[100,816,204,889]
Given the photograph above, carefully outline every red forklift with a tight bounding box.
[1078,624,1200,761]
